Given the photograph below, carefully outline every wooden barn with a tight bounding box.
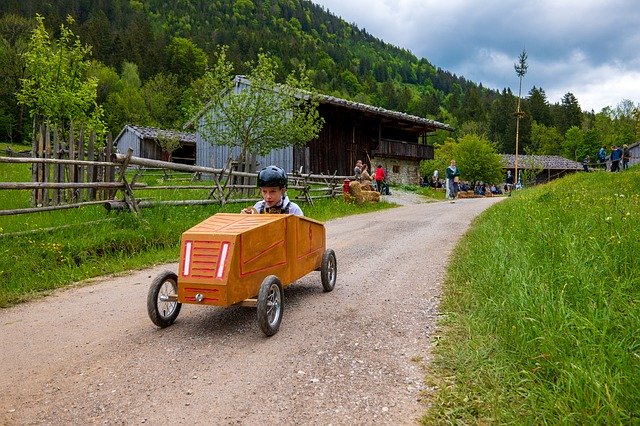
[627,141,640,168]
[187,76,453,185]
[114,125,197,165]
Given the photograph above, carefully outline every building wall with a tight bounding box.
[115,129,141,157]
[194,118,294,172]
[629,142,640,167]
[371,157,421,185]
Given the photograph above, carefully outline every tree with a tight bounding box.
[156,132,182,162]
[556,92,582,134]
[142,72,183,128]
[0,13,32,143]
[191,46,324,168]
[165,37,208,86]
[421,134,503,186]
[453,133,504,185]
[420,137,457,179]
[528,86,552,126]
[488,88,517,153]
[529,121,563,155]
[562,126,584,161]
[17,15,105,138]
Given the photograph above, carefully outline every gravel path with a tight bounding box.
[0,195,503,425]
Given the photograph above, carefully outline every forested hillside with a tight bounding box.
[0,0,637,159]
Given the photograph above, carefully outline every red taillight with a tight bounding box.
[216,242,230,278]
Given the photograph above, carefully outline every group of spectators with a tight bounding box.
[353,160,390,195]
[587,144,631,172]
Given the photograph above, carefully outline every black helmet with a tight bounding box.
[257,165,287,188]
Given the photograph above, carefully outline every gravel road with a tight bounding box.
[0,194,503,425]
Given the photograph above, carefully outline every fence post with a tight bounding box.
[87,131,96,200]
[52,126,60,205]
[43,123,51,207]
[117,148,139,213]
[68,122,76,203]
[78,127,86,202]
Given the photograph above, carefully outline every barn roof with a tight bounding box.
[500,154,583,170]
[183,76,453,133]
[115,125,196,144]
[316,94,452,132]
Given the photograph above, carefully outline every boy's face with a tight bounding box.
[261,187,285,207]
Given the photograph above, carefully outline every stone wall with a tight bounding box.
[370,157,422,185]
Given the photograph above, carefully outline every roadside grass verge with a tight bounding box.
[423,168,640,423]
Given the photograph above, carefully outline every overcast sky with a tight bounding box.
[311,0,640,112]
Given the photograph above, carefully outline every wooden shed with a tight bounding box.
[114,125,197,165]
[627,141,640,168]
[188,76,453,185]
[501,154,583,184]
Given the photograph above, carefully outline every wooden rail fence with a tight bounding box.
[2,143,348,216]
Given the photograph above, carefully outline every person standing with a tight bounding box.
[610,145,622,172]
[374,164,385,193]
[582,155,590,172]
[445,159,461,202]
[597,146,607,170]
[622,144,630,170]
[506,170,514,196]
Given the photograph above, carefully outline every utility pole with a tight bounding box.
[514,49,528,185]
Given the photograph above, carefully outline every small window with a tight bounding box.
[393,165,400,173]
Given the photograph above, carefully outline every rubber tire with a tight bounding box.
[320,249,337,292]
[147,270,182,328]
[257,275,283,336]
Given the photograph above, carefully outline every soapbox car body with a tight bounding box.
[147,213,337,336]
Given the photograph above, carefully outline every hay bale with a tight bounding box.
[349,181,380,204]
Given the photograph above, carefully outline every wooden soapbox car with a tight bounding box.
[147,213,337,336]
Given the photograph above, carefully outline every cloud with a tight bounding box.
[312,0,640,111]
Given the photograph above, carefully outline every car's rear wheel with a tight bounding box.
[257,275,283,336]
[320,249,337,292]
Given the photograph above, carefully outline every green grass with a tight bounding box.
[423,167,640,423]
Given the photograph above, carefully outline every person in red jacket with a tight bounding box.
[374,164,385,193]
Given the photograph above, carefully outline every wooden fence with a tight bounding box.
[2,141,348,216]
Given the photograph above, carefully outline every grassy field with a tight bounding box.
[423,167,640,423]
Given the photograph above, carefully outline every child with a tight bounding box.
[242,165,304,216]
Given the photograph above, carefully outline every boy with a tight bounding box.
[242,165,304,216]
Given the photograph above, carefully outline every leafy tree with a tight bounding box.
[165,37,208,86]
[562,126,583,160]
[105,86,149,132]
[529,121,563,155]
[102,61,149,132]
[17,14,105,138]
[422,134,503,185]
[420,137,457,178]
[191,46,324,167]
[453,133,503,185]
[156,132,181,161]
[142,72,183,128]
